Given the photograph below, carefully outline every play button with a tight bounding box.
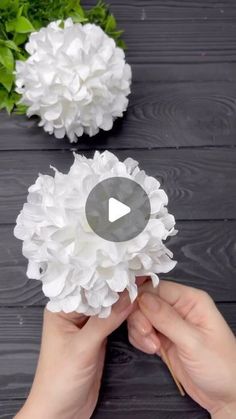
[85,177,151,242]
[108,198,131,223]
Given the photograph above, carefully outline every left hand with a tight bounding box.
[15,292,134,419]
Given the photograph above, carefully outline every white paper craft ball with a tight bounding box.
[14,151,177,318]
[15,19,132,142]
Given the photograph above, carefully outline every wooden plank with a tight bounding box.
[0,304,234,404]
[0,149,235,223]
[0,1,235,418]
[133,63,236,83]
[0,221,235,306]
[0,400,210,419]
[1,81,236,151]
[93,403,210,419]
[121,21,236,64]
[84,0,236,21]
[164,221,236,299]
[0,401,23,419]
[0,225,46,306]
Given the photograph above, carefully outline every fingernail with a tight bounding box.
[139,293,160,312]
[143,336,157,353]
[149,333,160,350]
[139,325,151,336]
[137,320,152,336]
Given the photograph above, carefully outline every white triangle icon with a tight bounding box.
[108,198,131,223]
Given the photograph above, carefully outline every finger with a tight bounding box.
[139,280,217,326]
[138,292,199,351]
[139,279,203,308]
[127,309,153,337]
[128,328,160,355]
[43,308,88,329]
[135,276,149,287]
[57,312,88,328]
[80,292,134,344]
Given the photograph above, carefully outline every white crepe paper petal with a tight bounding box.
[14,151,177,318]
[15,19,132,143]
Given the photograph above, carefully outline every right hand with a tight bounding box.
[127,280,236,418]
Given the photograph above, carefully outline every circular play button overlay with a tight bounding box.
[85,177,151,242]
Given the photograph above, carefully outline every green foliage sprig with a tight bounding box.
[0,0,126,114]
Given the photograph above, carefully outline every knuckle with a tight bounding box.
[197,290,213,304]
[127,310,139,325]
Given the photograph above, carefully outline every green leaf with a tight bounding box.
[17,4,24,18]
[86,2,107,23]
[31,19,42,31]
[0,0,10,10]
[12,0,19,12]
[105,14,117,32]
[117,39,126,50]
[0,46,14,71]
[111,30,124,38]
[5,20,16,32]
[0,89,23,114]
[13,33,28,46]
[70,12,87,23]
[16,51,27,61]
[0,88,8,109]
[4,94,15,113]
[0,66,14,92]
[4,40,20,52]
[15,16,35,33]
[15,101,27,115]
[73,4,85,18]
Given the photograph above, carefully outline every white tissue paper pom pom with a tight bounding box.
[14,151,177,318]
[15,19,132,143]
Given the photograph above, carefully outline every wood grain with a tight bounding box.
[122,22,236,64]
[83,0,236,21]
[0,149,235,223]
[0,400,210,419]
[84,1,236,65]
[1,81,236,150]
[133,63,236,83]
[163,221,236,300]
[0,1,236,418]
[0,401,23,419]
[0,221,235,306]
[0,304,234,406]
[93,403,210,419]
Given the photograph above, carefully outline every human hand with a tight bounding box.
[127,280,236,418]
[15,292,134,419]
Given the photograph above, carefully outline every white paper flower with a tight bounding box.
[15,19,132,142]
[14,151,177,318]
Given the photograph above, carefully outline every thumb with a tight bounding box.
[80,292,134,345]
[138,292,199,351]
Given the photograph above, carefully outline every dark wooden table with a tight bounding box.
[0,1,236,418]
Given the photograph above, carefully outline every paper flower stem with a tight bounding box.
[160,347,185,397]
